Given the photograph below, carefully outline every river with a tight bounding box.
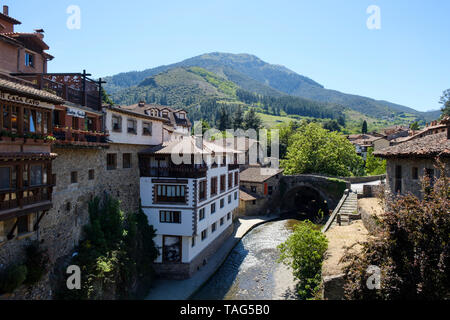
[191,219,301,300]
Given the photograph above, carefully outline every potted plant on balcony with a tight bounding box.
[44,134,57,144]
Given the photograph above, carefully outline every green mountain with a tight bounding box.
[103,52,440,122]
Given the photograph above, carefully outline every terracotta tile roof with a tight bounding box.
[123,102,192,129]
[373,131,450,158]
[0,73,64,104]
[0,12,21,25]
[106,105,169,123]
[240,166,284,183]
[2,32,49,50]
[239,190,262,201]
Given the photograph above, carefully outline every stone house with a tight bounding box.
[238,166,284,216]
[374,117,450,199]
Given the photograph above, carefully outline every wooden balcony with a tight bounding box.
[52,126,109,148]
[11,71,104,111]
[140,165,208,179]
[0,185,53,221]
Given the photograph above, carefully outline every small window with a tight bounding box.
[228,195,232,204]
[107,154,117,170]
[25,52,34,68]
[191,237,196,248]
[199,208,205,221]
[123,153,132,169]
[127,119,137,134]
[227,213,232,221]
[251,186,257,193]
[70,171,78,184]
[268,186,273,195]
[112,115,122,132]
[143,122,152,136]
[412,167,419,180]
[252,200,256,205]
[201,229,207,241]
[228,173,233,189]
[211,177,218,196]
[0,167,11,190]
[160,211,181,224]
[211,203,216,214]
[220,199,225,208]
[17,215,29,234]
[212,223,217,233]
[234,192,238,200]
[199,180,207,201]
[220,175,226,193]
[220,218,224,226]
[235,172,239,186]
[88,169,95,180]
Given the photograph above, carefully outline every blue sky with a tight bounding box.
[6,0,450,112]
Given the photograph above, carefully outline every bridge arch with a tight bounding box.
[280,175,350,218]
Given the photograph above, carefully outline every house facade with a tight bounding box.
[139,136,240,279]
[374,117,450,199]
[238,166,284,216]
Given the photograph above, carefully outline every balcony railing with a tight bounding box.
[53,126,109,146]
[140,165,208,179]
[0,185,53,217]
[11,71,104,110]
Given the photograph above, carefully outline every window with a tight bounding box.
[0,167,11,190]
[268,186,273,195]
[211,177,218,196]
[107,154,117,170]
[220,175,226,193]
[156,185,186,203]
[220,218,224,226]
[211,203,216,214]
[127,119,137,134]
[162,112,169,118]
[178,113,185,119]
[72,116,79,130]
[252,200,256,205]
[112,115,122,132]
[221,156,227,167]
[70,171,78,184]
[212,223,217,233]
[123,153,132,169]
[228,173,233,189]
[88,169,95,180]
[220,199,225,208]
[143,122,152,136]
[395,165,402,193]
[227,212,232,221]
[30,165,43,186]
[199,208,205,221]
[191,237,196,248]
[412,167,419,180]
[199,180,207,201]
[201,229,207,241]
[160,211,181,224]
[235,172,239,186]
[17,215,29,234]
[234,192,238,200]
[25,52,34,68]
[251,186,257,193]
[163,236,181,263]
[228,195,232,204]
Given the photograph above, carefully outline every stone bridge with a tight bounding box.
[279,175,351,216]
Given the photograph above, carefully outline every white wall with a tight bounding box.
[105,109,164,145]
[140,165,240,264]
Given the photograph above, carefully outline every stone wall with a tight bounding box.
[153,224,234,280]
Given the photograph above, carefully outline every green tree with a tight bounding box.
[243,108,262,131]
[217,107,231,131]
[343,160,450,300]
[101,87,114,106]
[278,221,328,300]
[439,89,450,117]
[365,147,386,175]
[362,120,368,134]
[281,122,364,176]
[233,106,244,130]
[323,120,341,132]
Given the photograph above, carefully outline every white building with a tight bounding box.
[139,136,240,279]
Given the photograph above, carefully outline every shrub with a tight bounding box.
[278,220,328,299]
[0,265,28,294]
[342,159,450,300]
[24,241,50,285]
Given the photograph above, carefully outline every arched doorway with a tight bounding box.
[281,186,330,219]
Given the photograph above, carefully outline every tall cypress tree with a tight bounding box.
[362,120,368,134]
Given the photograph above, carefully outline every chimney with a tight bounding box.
[3,5,8,16]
